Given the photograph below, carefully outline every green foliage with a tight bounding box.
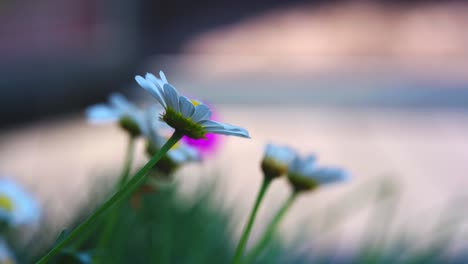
[10,177,468,264]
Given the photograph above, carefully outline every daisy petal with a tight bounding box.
[312,167,349,184]
[264,143,274,156]
[220,123,250,136]
[199,120,225,130]
[179,96,195,117]
[302,155,318,175]
[191,104,211,122]
[159,70,168,83]
[289,156,302,174]
[145,72,165,91]
[86,105,119,123]
[204,123,250,138]
[109,93,132,110]
[205,128,250,138]
[163,84,180,112]
[135,76,167,108]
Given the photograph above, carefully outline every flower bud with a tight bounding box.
[261,144,296,180]
[146,141,180,176]
[119,115,141,137]
[287,155,349,193]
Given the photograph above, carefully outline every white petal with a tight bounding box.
[159,70,168,83]
[220,123,250,136]
[288,156,302,174]
[205,128,250,138]
[191,105,211,122]
[163,84,180,112]
[86,105,119,123]
[179,96,195,117]
[109,93,133,111]
[199,120,224,130]
[204,122,250,138]
[266,144,296,165]
[264,143,274,157]
[135,75,167,108]
[301,155,317,175]
[145,72,165,91]
[0,178,40,226]
[310,167,349,184]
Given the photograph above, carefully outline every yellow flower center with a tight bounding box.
[0,195,14,212]
[191,100,200,106]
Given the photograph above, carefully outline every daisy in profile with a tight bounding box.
[135,71,250,139]
[261,143,296,179]
[287,154,349,192]
[242,152,350,263]
[0,178,40,228]
[86,93,149,137]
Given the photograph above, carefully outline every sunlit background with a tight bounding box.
[1,0,468,259]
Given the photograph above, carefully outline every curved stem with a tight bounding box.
[245,191,298,263]
[68,136,137,253]
[95,135,137,261]
[232,178,272,264]
[118,135,136,186]
[36,132,183,264]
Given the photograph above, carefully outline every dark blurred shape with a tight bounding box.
[0,0,140,128]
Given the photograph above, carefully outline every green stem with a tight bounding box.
[245,191,298,263]
[118,135,136,186]
[36,132,183,264]
[95,135,137,261]
[232,178,272,264]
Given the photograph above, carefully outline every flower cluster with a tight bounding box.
[87,93,202,176]
[33,68,351,264]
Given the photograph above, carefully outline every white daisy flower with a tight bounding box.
[86,93,149,137]
[287,154,349,192]
[0,178,40,227]
[0,239,15,264]
[135,71,250,139]
[261,143,296,179]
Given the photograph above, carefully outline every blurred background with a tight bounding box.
[1,0,468,258]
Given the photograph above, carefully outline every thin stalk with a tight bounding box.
[36,132,183,264]
[245,191,298,263]
[232,178,272,264]
[95,135,137,261]
[68,136,137,253]
[118,135,136,186]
